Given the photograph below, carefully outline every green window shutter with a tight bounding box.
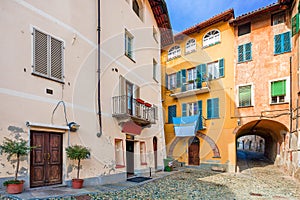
[200,64,206,81]
[207,99,212,119]
[165,74,169,89]
[245,43,252,61]
[181,69,186,92]
[292,14,299,36]
[182,103,187,117]
[213,98,219,118]
[196,65,202,89]
[168,105,176,123]
[219,58,224,77]
[176,71,181,88]
[198,100,202,115]
[274,34,282,54]
[283,32,291,52]
[271,80,286,96]
[238,45,244,62]
[197,100,203,130]
[239,85,251,107]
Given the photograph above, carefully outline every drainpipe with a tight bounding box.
[289,56,292,149]
[97,0,102,135]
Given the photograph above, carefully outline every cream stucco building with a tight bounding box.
[0,0,172,188]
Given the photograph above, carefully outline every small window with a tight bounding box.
[33,28,64,82]
[239,85,252,107]
[187,68,197,90]
[115,139,125,168]
[125,30,134,60]
[184,102,198,116]
[207,98,219,119]
[271,80,287,104]
[238,43,252,63]
[168,45,181,60]
[274,32,291,55]
[167,73,177,90]
[140,142,147,165]
[185,39,196,54]
[238,23,251,36]
[207,59,224,80]
[272,12,285,26]
[153,59,159,82]
[132,0,143,21]
[203,30,220,47]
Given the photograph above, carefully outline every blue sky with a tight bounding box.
[164,0,278,33]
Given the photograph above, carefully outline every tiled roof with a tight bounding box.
[149,0,174,47]
[174,9,234,41]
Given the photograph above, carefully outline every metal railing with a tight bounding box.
[112,95,156,124]
[182,79,209,92]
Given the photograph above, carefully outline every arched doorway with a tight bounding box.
[153,137,157,170]
[188,137,200,165]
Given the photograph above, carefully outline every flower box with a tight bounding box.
[136,98,144,104]
[145,103,152,107]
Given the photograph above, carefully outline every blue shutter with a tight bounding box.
[200,64,206,82]
[238,45,244,62]
[283,32,291,52]
[207,99,212,119]
[182,103,187,117]
[168,105,176,123]
[196,65,202,89]
[245,43,252,61]
[197,100,203,130]
[181,69,186,92]
[176,71,181,88]
[274,34,282,54]
[213,98,219,118]
[219,58,224,77]
[165,74,169,89]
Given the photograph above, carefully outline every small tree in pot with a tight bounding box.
[0,137,32,194]
[65,145,90,189]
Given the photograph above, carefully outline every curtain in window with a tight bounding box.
[271,80,286,97]
[239,85,251,107]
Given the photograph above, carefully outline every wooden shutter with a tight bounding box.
[181,69,186,92]
[200,64,206,81]
[196,65,202,88]
[50,37,63,80]
[34,29,48,76]
[245,43,252,61]
[165,74,169,89]
[168,105,176,123]
[238,45,244,62]
[283,32,291,52]
[292,14,299,36]
[182,103,187,117]
[213,98,219,118]
[207,99,212,119]
[271,80,286,97]
[274,34,282,54]
[219,58,224,77]
[176,71,181,88]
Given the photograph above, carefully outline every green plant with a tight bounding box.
[0,137,32,185]
[65,145,90,179]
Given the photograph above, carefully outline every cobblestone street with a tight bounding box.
[81,151,300,200]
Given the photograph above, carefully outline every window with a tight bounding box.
[292,14,299,36]
[140,142,147,165]
[207,98,219,119]
[33,28,64,82]
[239,85,252,107]
[238,23,251,36]
[185,39,196,54]
[186,102,198,116]
[203,30,220,47]
[272,12,285,26]
[168,45,181,60]
[168,105,176,123]
[238,43,252,63]
[271,80,286,104]
[115,139,125,168]
[187,68,197,90]
[153,59,159,82]
[167,73,177,90]
[274,32,291,55]
[125,30,134,60]
[133,0,139,17]
[207,59,224,80]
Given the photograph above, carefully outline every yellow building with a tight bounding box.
[162,9,237,171]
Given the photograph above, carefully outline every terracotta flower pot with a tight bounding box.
[72,179,84,189]
[6,180,24,194]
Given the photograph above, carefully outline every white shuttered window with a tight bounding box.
[33,29,64,82]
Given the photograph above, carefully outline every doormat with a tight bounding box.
[127,176,152,183]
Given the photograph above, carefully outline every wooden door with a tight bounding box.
[153,137,158,169]
[30,131,62,187]
[188,137,200,165]
[126,140,134,176]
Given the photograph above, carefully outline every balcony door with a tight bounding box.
[126,81,133,115]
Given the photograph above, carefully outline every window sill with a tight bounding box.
[167,55,181,62]
[274,51,291,56]
[237,59,252,64]
[32,72,64,84]
[184,50,196,55]
[125,54,136,63]
[270,102,289,105]
[207,117,220,120]
[202,41,220,49]
[116,165,125,169]
[238,105,254,108]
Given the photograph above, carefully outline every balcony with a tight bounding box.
[112,95,156,127]
[172,114,206,137]
[170,79,210,98]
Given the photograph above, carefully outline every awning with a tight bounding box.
[172,114,202,137]
[122,121,142,135]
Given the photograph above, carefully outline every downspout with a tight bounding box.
[97,0,102,135]
[289,56,293,148]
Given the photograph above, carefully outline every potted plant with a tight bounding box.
[65,145,90,189]
[0,137,32,194]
